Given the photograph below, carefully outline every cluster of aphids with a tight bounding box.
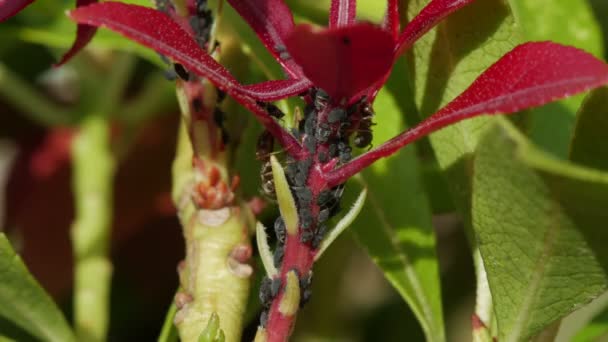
[255,88,376,316]
[258,270,313,327]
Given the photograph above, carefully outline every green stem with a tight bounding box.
[171,122,252,342]
[70,116,115,342]
[0,63,73,126]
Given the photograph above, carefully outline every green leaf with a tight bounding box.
[569,87,608,171]
[350,85,444,342]
[407,0,519,213]
[473,119,608,341]
[0,234,75,342]
[508,0,605,158]
[406,1,519,330]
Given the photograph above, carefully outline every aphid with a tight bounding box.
[304,113,316,136]
[270,278,282,297]
[315,123,331,143]
[299,272,313,307]
[260,310,269,327]
[295,187,313,204]
[300,229,314,243]
[304,136,316,153]
[293,158,313,187]
[257,101,285,119]
[274,217,286,244]
[174,63,190,81]
[317,190,332,207]
[273,246,284,267]
[329,145,338,158]
[327,108,347,124]
[299,207,313,230]
[259,277,273,307]
[313,88,330,110]
[318,208,330,223]
[354,100,375,149]
[312,225,327,249]
[338,145,352,163]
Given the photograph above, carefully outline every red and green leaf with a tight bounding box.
[0,0,34,22]
[226,0,306,79]
[326,42,608,185]
[396,0,476,55]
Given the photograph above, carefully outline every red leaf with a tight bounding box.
[0,0,34,22]
[241,78,311,101]
[326,42,608,186]
[285,23,394,101]
[55,0,98,66]
[226,0,304,78]
[329,0,356,28]
[396,0,475,55]
[69,2,304,156]
[70,3,240,89]
[383,0,400,41]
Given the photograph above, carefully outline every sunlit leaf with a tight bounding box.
[473,119,608,341]
[509,0,605,157]
[350,86,444,342]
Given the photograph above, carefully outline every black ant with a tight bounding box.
[256,130,276,200]
[354,100,375,149]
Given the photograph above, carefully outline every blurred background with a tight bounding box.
[0,0,606,341]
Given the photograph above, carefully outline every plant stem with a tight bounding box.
[70,116,115,342]
[171,122,252,342]
[0,63,73,126]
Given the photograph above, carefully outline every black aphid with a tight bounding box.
[327,108,347,123]
[274,217,286,244]
[259,277,273,307]
[270,278,282,297]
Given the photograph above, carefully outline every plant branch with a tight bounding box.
[0,62,73,126]
[70,116,115,342]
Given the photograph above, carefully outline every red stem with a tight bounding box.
[324,120,431,187]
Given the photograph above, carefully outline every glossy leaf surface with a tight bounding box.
[285,23,394,101]
[326,41,608,185]
[69,2,309,101]
[510,0,605,157]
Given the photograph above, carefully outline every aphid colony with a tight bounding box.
[254,88,376,319]
[258,269,313,327]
